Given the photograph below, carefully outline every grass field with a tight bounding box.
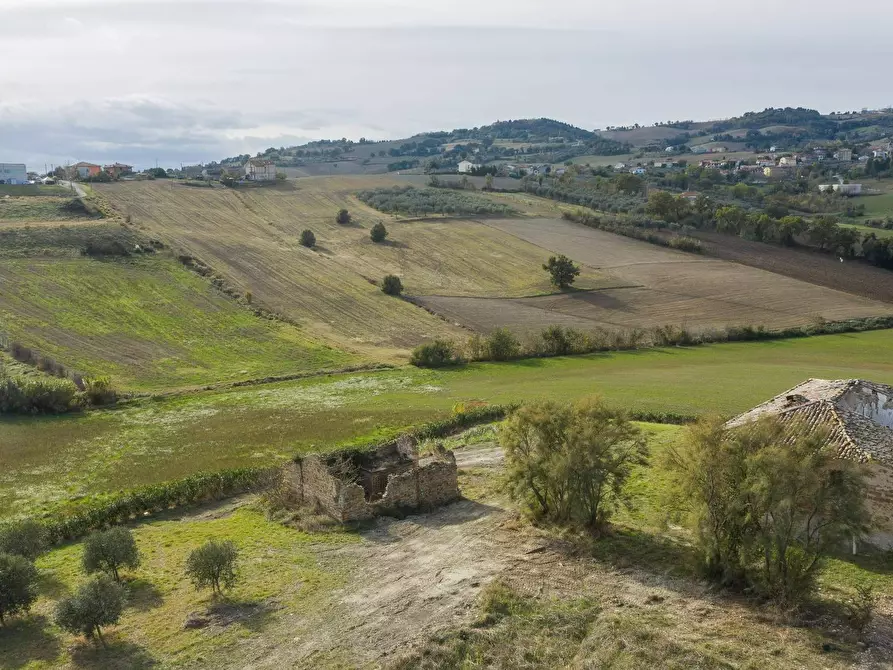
[857,189,893,221]
[0,254,355,390]
[0,184,71,197]
[6,329,893,518]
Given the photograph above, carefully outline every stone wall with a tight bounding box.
[866,462,893,549]
[283,456,341,520]
[373,451,460,514]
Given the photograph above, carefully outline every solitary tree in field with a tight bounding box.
[370,222,388,243]
[0,552,39,625]
[381,274,403,296]
[82,527,140,582]
[299,229,316,248]
[543,255,580,289]
[336,208,352,225]
[185,540,239,594]
[55,574,125,645]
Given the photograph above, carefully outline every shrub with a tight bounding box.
[0,373,79,414]
[845,584,877,639]
[0,520,49,560]
[666,417,868,607]
[485,328,521,361]
[186,540,238,593]
[82,236,131,257]
[409,339,464,368]
[335,208,351,225]
[0,552,39,626]
[83,376,117,406]
[667,235,703,253]
[82,527,140,581]
[299,229,316,248]
[538,325,575,356]
[381,274,403,296]
[543,254,580,289]
[55,574,125,645]
[370,222,388,243]
[500,397,647,529]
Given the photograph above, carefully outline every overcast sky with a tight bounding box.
[2,0,892,170]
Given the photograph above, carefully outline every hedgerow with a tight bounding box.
[357,186,515,217]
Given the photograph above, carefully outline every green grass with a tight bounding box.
[855,190,893,222]
[6,329,893,518]
[0,184,70,197]
[0,505,352,669]
[0,254,356,391]
[0,195,91,222]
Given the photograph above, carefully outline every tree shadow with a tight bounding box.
[380,238,409,249]
[37,570,71,599]
[0,615,63,669]
[70,636,157,669]
[567,525,700,579]
[205,596,279,633]
[125,578,164,612]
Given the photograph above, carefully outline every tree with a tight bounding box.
[370,222,388,243]
[335,208,351,225]
[409,340,464,368]
[299,229,316,248]
[146,167,167,179]
[500,398,647,529]
[185,540,238,593]
[485,174,494,190]
[543,255,580,289]
[667,417,868,607]
[0,553,38,626]
[485,328,521,361]
[808,217,839,251]
[0,520,48,560]
[55,574,125,645]
[381,274,403,296]
[82,527,140,582]
[714,205,749,235]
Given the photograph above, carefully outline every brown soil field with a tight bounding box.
[418,217,893,333]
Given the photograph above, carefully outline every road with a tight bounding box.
[58,180,87,197]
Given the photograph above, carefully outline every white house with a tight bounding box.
[0,163,28,184]
[834,148,853,162]
[457,160,480,174]
[243,158,277,181]
[778,156,798,166]
[629,167,646,175]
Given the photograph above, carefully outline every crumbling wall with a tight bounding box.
[866,462,893,549]
[373,451,459,514]
[339,482,375,522]
[283,456,343,521]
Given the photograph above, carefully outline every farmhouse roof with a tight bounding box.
[72,161,100,168]
[103,162,132,169]
[246,158,275,167]
[726,379,893,464]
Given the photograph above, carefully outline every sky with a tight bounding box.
[2,0,892,170]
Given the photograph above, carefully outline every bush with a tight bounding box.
[500,397,647,529]
[409,339,464,368]
[0,552,39,626]
[186,540,238,593]
[0,373,79,414]
[82,236,131,257]
[335,208,352,225]
[667,417,868,607]
[299,229,316,248]
[82,527,140,582]
[845,584,877,639]
[55,574,125,645]
[485,328,521,361]
[543,254,580,289]
[83,376,117,406]
[370,222,388,243]
[538,325,575,356]
[0,520,49,560]
[666,235,703,253]
[381,274,403,296]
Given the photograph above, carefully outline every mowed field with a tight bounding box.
[5,329,893,518]
[416,217,893,333]
[95,179,612,355]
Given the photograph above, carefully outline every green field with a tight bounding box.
[0,184,71,197]
[0,254,355,391]
[857,189,893,221]
[5,329,893,518]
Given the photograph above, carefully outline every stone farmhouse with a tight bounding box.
[283,436,460,522]
[243,158,277,181]
[727,379,893,549]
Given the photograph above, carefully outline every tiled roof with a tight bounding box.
[727,379,893,464]
[246,158,275,167]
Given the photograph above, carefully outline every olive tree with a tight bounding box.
[82,527,140,582]
[381,274,403,296]
[335,208,351,225]
[0,520,48,560]
[500,398,647,530]
[299,229,316,248]
[0,552,38,625]
[55,574,125,645]
[370,222,388,243]
[185,540,238,593]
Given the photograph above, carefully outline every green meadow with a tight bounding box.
[4,328,893,518]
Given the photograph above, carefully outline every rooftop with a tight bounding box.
[727,379,893,464]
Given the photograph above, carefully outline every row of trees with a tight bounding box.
[499,399,870,609]
[357,186,515,217]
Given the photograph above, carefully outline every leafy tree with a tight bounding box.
[0,520,49,560]
[484,174,494,190]
[485,328,521,361]
[381,274,403,296]
[335,208,351,225]
[500,398,647,529]
[775,215,806,246]
[299,229,316,248]
[667,417,868,607]
[807,217,839,250]
[370,222,388,243]
[82,527,140,582]
[714,206,749,235]
[410,340,465,368]
[543,255,580,289]
[185,540,238,593]
[0,552,38,625]
[146,168,167,179]
[645,190,691,223]
[55,574,125,645]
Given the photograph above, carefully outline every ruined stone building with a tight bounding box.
[728,379,893,549]
[283,436,460,522]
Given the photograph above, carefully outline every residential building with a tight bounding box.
[778,156,798,166]
[613,162,627,170]
[873,149,890,160]
[0,163,27,184]
[727,379,893,550]
[457,160,480,174]
[679,191,699,201]
[102,163,133,179]
[763,166,794,178]
[72,162,101,178]
[834,148,853,162]
[629,167,646,175]
[243,158,277,181]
